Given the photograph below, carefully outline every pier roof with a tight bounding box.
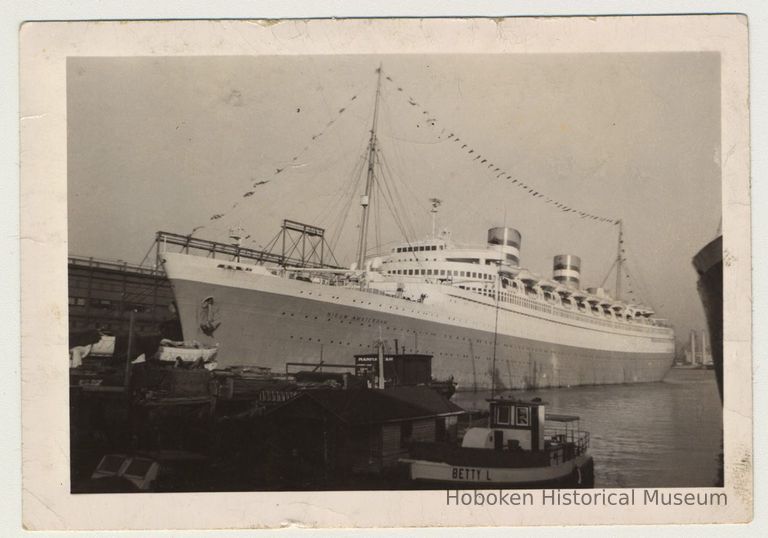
[270,386,464,425]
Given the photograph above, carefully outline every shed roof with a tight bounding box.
[384,386,465,416]
[271,386,465,425]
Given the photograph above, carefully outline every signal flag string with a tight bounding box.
[191,89,364,236]
[381,70,619,225]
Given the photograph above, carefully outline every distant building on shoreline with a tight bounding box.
[676,329,713,366]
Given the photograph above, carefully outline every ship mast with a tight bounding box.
[429,198,442,238]
[615,219,624,300]
[355,64,383,270]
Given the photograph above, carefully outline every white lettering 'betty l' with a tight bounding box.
[451,467,492,481]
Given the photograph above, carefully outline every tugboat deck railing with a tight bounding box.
[408,433,589,469]
[545,428,590,457]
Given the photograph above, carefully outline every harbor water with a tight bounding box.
[453,368,722,488]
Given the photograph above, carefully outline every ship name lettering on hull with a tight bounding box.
[328,312,389,326]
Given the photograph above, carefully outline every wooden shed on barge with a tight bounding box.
[258,386,465,488]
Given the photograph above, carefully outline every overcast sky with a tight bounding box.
[67,53,720,343]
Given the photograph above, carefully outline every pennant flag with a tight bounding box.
[385,76,617,226]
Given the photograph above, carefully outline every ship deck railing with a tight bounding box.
[493,289,671,332]
[69,255,163,277]
[357,279,669,334]
[446,286,671,335]
[157,230,343,270]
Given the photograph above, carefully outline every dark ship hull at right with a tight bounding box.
[693,236,723,401]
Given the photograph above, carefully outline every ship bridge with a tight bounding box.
[379,238,509,289]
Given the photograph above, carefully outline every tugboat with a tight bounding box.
[401,397,594,488]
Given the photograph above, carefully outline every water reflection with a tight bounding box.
[453,368,722,488]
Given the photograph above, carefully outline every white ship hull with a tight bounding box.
[163,253,674,390]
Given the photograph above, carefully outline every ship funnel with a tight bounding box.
[487,227,521,266]
[553,254,581,288]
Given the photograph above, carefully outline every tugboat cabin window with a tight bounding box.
[495,404,511,425]
[516,406,530,426]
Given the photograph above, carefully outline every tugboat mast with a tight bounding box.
[355,64,383,269]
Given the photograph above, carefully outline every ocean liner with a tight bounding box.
[161,68,675,390]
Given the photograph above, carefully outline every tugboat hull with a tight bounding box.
[402,454,594,489]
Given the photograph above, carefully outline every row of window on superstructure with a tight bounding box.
[395,245,444,253]
[386,268,493,280]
